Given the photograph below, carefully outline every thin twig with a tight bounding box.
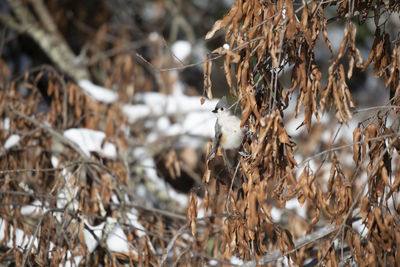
[158,224,187,267]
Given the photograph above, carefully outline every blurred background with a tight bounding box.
[1,0,400,266]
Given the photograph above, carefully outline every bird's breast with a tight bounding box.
[220,125,244,149]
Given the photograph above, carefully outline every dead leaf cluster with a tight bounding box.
[199,0,400,265]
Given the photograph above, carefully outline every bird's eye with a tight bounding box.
[220,107,224,111]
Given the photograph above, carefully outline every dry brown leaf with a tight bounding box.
[224,55,233,89]
[187,192,198,238]
[353,125,362,164]
[362,29,381,71]
[205,0,239,40]
[336,25,349,63]
[205,20,223,40]
[203,56,213,100]
[285,0,297,40]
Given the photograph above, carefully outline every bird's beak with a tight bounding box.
[212,109,217,113]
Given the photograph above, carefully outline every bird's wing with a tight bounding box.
[207,120,222,160]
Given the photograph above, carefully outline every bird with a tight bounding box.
[208,96,244,159]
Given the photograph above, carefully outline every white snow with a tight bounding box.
[123,91,219,148]
[122,104,151,123]
[103,142,117,157]
[270,207,282,221]
[4,134,20,149]
[106,222,132,254]
[78,79,118,103]
[83,218,139,256]
[209,259,218,266]
[83,220,104,253]
[132,90,217,117]
[3,118,10,130]
[352,215,366,236]
[197,206,206,219]
[63,254,82,267]
[230,256,244,265]
[20,200,45,217]
[148,32,160,42]
[126,210,147,238]
[156,116,170,131]
[281,6,287,19]
[182,111,215,137]
[63,128,116,158]
[285,113,306,137]
[286,198,307,218]
[56,191,78,211]
[172,40,192,61]
[133,147,160,184]
[0,218,38,249]
[51,155,60,167]
[126,209,156,253]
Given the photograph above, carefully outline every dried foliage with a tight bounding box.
[0,69,137,265]
[199,0,400,266]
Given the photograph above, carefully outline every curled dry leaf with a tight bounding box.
[203,56,213,100]
[284,0,297,40]
[186,192,198,238]
[353,125,362,164]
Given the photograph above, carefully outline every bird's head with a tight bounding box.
[212,96,230,115]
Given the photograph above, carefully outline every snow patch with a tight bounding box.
[4,134,20,149]
[83,217,139,256]
[106,222,132,254]
[122,104,151,123]
[3,118,10,130]
[20,200,45,217]
[63,128,116,158]
[172,40,192,61]
[0,218,38,249]
[78,79,118,103]
[286,198,307,218]
[83,220,104,253]
[123,92,219,148]
[270,207,282,221]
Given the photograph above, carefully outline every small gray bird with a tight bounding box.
[208,96,244,159]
